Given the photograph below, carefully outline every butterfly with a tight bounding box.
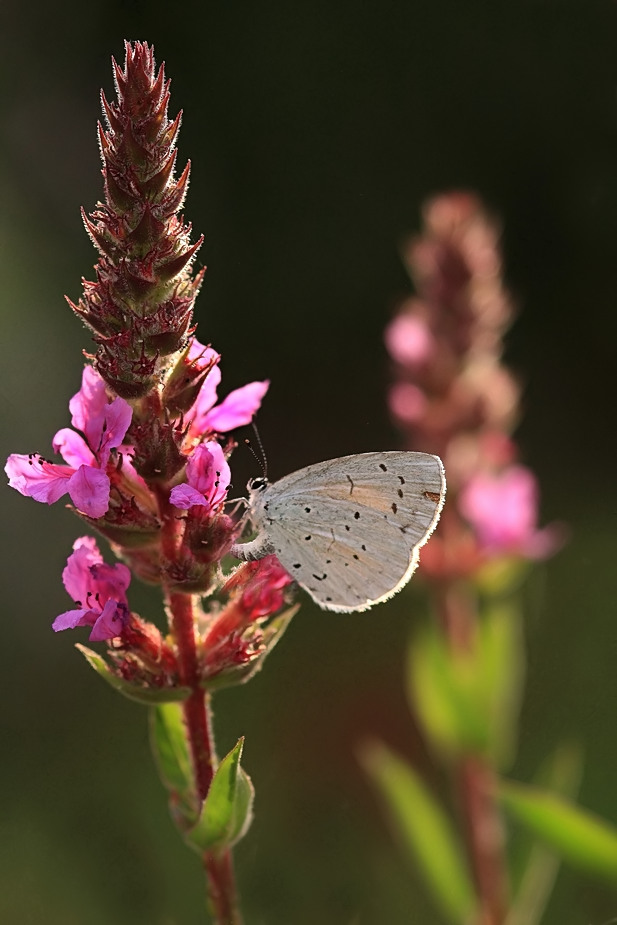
[230,451,446,612]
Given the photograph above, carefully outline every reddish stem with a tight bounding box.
[434,577,509,925]
[156,486,242,923]
[205,851,243,925]
[458,757,508,925]
[168,590,215,798]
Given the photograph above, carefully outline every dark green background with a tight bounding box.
[2,2,617,923]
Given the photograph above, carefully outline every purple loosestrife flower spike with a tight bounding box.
[5,41,296,920]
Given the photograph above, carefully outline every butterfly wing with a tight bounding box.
[258,451,445,612]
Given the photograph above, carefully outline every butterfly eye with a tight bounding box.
[249,476,268,492]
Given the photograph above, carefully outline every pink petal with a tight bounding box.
[188,340,221,372]
[203,380,270,433]
[90,600,126,641]
[52,607,92,633]
[97,396,133,461]
[186,442,231,504]
[67,366,132,463]
[67,466,111,518]
[89,561,132,601]
[52,428,95,468]
[188,364,223,436]
[169,483,211,509]
[388,382,427,423]
[458,465,558,559]
[69,366,109,450]
[385,314,434,366]
[5,454,74,504]
[62,536,102,601]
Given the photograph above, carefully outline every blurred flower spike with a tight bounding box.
[385,192,563,580]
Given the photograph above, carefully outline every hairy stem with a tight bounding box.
[205,851,244,925]
[157,487,242,923]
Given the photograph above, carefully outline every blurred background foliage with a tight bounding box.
[2,2,617,923]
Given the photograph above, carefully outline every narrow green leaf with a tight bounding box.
[76,644,191,704]
[476,601,525,768]
[505,745,584,925]
[362,741,475,924]
[408,625,488,756]
[500,780,617,884]
[186,738,254,854]
[150,702,198,827]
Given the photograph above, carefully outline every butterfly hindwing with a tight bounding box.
[253,452,445,612]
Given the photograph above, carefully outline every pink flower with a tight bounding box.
[53,536,131,641]
[458,465,561,560]
[169,441,231,510]
[388,382,428,424]
[186,339,269,441]
[385,310,435,366]
[5,366,132,519]
[238,555,294,619]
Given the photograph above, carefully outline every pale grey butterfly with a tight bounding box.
[230,451,446,612]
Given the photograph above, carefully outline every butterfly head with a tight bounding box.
[247,475,269,494]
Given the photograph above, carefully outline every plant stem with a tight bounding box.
[458,756,508,925]
[435,579,509,925]
[157,487,242,924]
[205,850,244,925]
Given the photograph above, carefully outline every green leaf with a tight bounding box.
[475,600,525,768]
[150,702,198,828]
[76,644,191,704]
[474,558,530,596]
[408,624,488,756]
[186,738,254,854]
[361,741,475,924]
[505,745,584,925]
[500,779,617,885]
[408,601,525,765]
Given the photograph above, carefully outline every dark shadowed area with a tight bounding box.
[1,2,617,923]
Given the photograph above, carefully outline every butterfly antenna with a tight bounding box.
[244,430,267,478]
[251,421,268,478]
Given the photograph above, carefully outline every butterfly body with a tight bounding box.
[230,451,446,612]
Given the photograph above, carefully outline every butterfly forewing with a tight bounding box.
[255,452,445,612]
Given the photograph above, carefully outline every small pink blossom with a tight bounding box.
[385,311,434,366]
[186,338,269,440]
[388,382,428,424]
[53,536,131,641]
[169,441,231,510]
[207,555,293,651]
[238,555,294,618]
[459,465,561,560]
[5,366,132,518]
